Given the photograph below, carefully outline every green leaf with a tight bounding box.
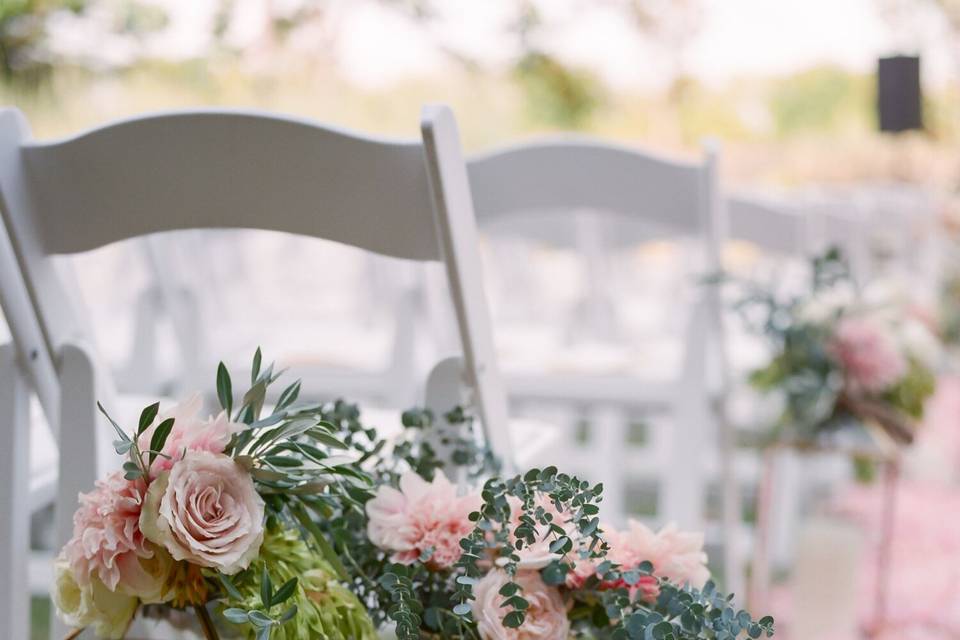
[248,610,273,628]
[148,418,175,466]
[222,608,249,624]
[217,362,233,417]
[278,604,297,624]
[260,565,272,609]
[218,573,244,600]
[97,402,129,443]
[452,603,472,616]
[502,610,525,628]
[137,402,160,436]
[251,347,262,385]
[274,381,301,414]
[270,577,298,607]
[290,503,347,580]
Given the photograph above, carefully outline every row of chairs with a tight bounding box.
[0,105,871,639]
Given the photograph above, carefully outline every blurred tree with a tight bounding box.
[769,66,873,137]
[0,0,86,85]
[508,1,604,129]
[0,0,167,88]
[514,50,603,128]
[620,0,703,93]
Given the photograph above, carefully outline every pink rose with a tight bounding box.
[366,471,480,570]
[140,451,264,574]
[830,317,907,394]
[473,570,569,640]
[63,471,171,602]
[137,394,240,477]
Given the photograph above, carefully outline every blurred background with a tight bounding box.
[4,0,960,638]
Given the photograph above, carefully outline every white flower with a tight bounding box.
[52,554,138,640]
[900,317,940,370]
[798,282,855,324]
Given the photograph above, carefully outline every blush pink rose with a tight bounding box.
[63,471,170,601]
[473,570,569,640]
[829,317,907,394]
[137,394,240,477]
[366,471,480,570]
[140,451,264,574]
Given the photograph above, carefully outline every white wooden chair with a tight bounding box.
[465,137,731,577]
[0,105,511,639]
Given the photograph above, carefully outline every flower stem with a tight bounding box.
[195,604,220,640]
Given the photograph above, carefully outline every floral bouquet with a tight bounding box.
[52,350,378,640]
[733,248,939,448]
[316,407,776,639]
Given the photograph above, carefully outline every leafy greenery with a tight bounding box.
[311,401,774,639]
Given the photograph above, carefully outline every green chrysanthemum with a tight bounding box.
[217,525,377,640]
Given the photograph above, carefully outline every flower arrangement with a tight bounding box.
[52,350,378,640]
[316,407,776,639]
[734,248,939,448]
[53,352,775,639]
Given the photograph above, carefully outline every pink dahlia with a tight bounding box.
[572,520,709,601]
[64,471,157,595]
[366,471,480,570]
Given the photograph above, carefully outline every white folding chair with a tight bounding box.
[465,137,727,560]
[0,105,510,639]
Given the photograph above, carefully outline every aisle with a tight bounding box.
[770,377,960,639]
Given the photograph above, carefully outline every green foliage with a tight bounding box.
[216,525,377,640]
[309,401,775,638]
[514,50,604,129]
[769,66,873,137]
[730,248,850,443]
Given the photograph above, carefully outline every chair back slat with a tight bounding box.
[468,138,703,232]
[14,109,440,260]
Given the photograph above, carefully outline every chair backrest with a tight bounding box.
[468,137,712,234]
[0,106,511,454]
[727,193,808,256]
[467,136,724,350]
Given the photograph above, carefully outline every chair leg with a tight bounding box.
[51,342,102,640]
[0,343,31,640]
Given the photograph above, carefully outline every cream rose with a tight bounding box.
[473,570,569,640]
[52,554,138,640]
[140,451,264,574]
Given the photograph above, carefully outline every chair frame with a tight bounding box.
[0,105,510,638]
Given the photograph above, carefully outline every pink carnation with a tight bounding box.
[570,520,709,601]
[137,394,240,477]
[829,317,907,394]
[63,471,153,593]
[366,471,480,570]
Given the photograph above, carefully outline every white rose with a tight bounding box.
[52,555,138,640]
